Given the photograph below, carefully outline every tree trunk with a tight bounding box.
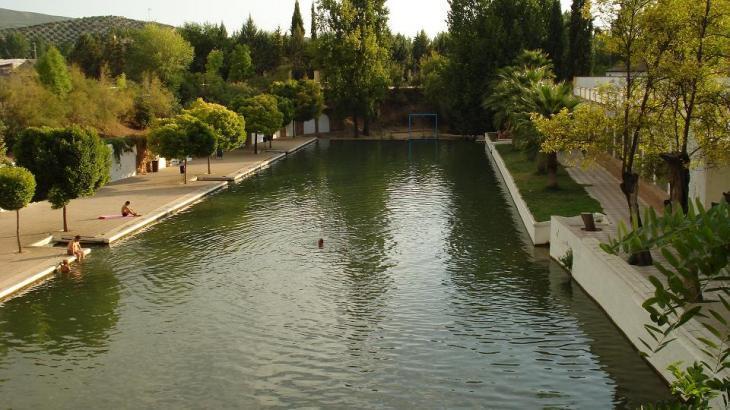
[254,134,258,154]
[63,205,68,232]
[546,152,559,189]
[353,112,359,138]
[536,153,548,175]
[620,172,653,266]
[184,159,188,185]
[292,122,296,139]
[207,156,211,175]
[363,113,370,136]
[315,116,320,135]
[661,152,690,214]
[16,209,22,253]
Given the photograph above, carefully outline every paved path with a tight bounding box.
[561,160,659,226]
[0,137,316,300]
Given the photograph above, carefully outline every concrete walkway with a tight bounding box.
[0,137,316,301]
[561,161,659,226]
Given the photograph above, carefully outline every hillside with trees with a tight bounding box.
[0,7,70,30]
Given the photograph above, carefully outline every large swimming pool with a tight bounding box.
[0,140,670,408]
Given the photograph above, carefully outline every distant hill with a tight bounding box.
[0,15,165,45]
[0,7,71,30]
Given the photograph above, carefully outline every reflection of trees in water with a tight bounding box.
[439,142,554,306]
[0,263,120,359]
[438,142,671,407]
[314,141,405,351]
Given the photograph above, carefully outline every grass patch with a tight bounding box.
[495,144,602,222]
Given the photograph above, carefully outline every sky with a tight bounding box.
[0,0,573,38]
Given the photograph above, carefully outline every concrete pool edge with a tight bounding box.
[0,137,318,303]
[485,139,551,245]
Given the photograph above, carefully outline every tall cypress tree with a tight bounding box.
[545,0,565,79]
[567,0,593,79]
[291,0,305,36]
[310,3,318,39]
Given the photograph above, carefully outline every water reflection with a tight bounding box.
[0,140,670,408]
[0,263,120,359]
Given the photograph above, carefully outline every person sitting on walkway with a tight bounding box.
[121,201,141,217]
[67,236,84,261]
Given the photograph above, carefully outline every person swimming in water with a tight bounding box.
[58,259,71,273]
[121,201,141,217]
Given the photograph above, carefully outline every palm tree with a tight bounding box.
[483,50,555,149]
[524,82,579,189]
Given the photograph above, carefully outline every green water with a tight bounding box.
[0,140,670,408]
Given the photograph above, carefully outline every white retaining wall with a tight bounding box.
[550,216,728,407]
[107,145,137,182]
[485,140,551,245]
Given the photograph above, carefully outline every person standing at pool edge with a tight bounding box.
[67,236,84,261]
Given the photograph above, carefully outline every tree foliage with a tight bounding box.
[318,0,390,136]
[185,98,246,151]
[227,44,254,82]
[0,166,36,253]
[567,0,593,78]
[0,166,36,212]
[35,46,72,96]
[236,94,283,136]
[178,22,229,74]
[13,126,110,231]
[126,24,194,89]
[0,32,31,58]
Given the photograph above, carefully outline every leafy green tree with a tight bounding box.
[390,33,412,86]
[234,17,284,75]
[318,0,390,136]
[411,29,431,75]
[0,32,30,58]
[290,25,307,78]
[205,49,225,77]
[13,126,111,232]
[545,0,566,79]
[270,79,324,135]
[648,0,730,214]
[178,22,229,73]
[126,24,194,89]
[273,95,295,133]
[446,0,547,134]
[185,98,246,173]
[236,94,283,153]
[148,114,216,183]
[311,2,318,39]
[291,0,306,36]
[35,46,72,96]
[0,166,36,253]
[431,32,450,55]
[567,0,593,78]
[69,33,104,78]
[228,44,254,82]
